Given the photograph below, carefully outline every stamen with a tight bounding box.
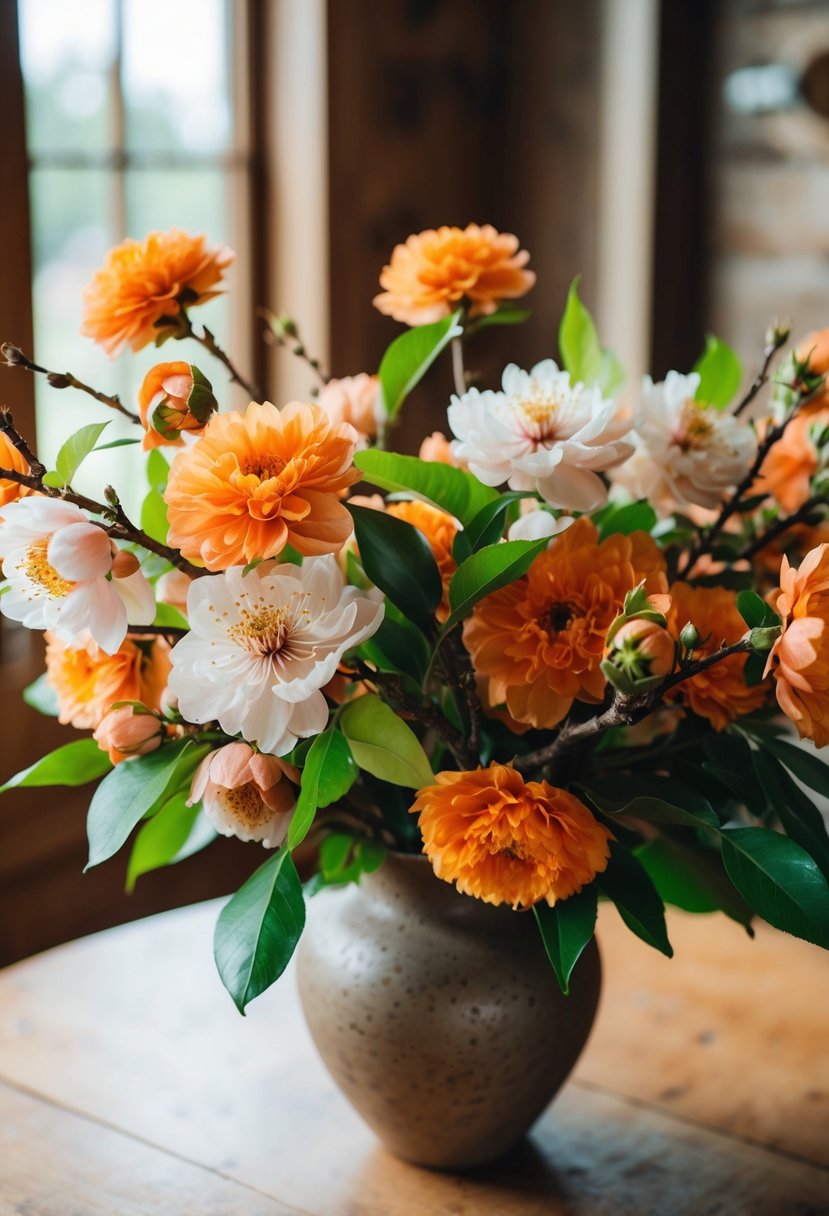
[21,540,73,599]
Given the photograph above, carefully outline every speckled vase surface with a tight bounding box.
[296,852,602,1170]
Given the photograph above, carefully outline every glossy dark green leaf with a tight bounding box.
[358,608,431,682]
[761,736,829,800]
[341,694,434,789]
[720,827,829,947]
[692,334,742,410]
[1,738,111,794]
[288,730,357,849]
[444,538,548,631]
[378,311,462,417]
[736,589,779,629]
[587,776,719,830]
[637,835,754,929]
[597,842,673,957]
[125,790,202,892]
[354,449,497,527]
[348,502,441,632]
[751,749,829,882]
[462,493,529,552]
[214,851,305,1013]
[533,885,598,995]
[85,740,206,869]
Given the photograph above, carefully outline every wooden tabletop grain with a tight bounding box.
[0,898,827,1215]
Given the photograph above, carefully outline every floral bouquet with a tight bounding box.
[2,222,829,1015]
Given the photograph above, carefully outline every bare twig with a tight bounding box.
[739,495,826,563]
[2,343,140,422]
[732,328,789,418]
[450,337,467,397]
[259,309,330,387]
[185,321,260,399]
[440,630,483,762]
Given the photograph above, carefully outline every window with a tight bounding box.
[17,0,252,507]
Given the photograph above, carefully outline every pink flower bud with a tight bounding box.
[93,705,164,764]
[611,618,676,678]
[188,742,299,848]
[110,549,140,579]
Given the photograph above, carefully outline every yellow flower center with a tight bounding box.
[221,781,269,827]
[239,454,287,481]
[674,400,714,451]
[227,605,289,655]
[22,540,73,599]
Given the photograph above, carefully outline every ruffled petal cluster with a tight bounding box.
[45,631,171,730]
[82,230,234,355]
[374,224,535,326]
[665,583,768,730]
[411,763,612,909]
[766,544,829,746]
[138,361,217,450]
[0,432,33,508]
[316,374,381,441]
[448,360,632,512]
[753,410,829,513]
[167,556,383,756]
[189,742,298,847]
[612,371,757,510]
[0,497,155,653]
[164,400,359,571]
[464,517,667,729]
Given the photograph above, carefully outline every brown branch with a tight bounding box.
[514,638,754,776]
[186,322,261,399]
[440,630,483,762]
[739,496,826,563]
[126,625,188,642]
[2,343,140,422]
[259,309,331,386]
[732,328,789,418]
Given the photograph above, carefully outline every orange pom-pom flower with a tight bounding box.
[766,544,829,746]
[44,632,170,730]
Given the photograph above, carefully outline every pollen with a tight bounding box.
[21,540,73,599]
[220,781,269,827]
[239,454,287,480]
[227,605,289,655]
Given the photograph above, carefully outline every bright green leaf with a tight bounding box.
[1,738,111,794]
[354,449,497,528]
[596,500,657,540]
[558,276,624,394]
[468,305,531,332]
[153,602,189,630]
[692,334,743,410]
[86,740,206,869]
[444,538,548,631]
[146,448,170,490]
[288,730,357,849]
[378,311,462,417]
[597,842,673,957]
[341,693,434,789]
[721,827,829,947]
[533,885,597,995]
[141,487,169,544]
[92,437,141,452]
[52,421,110,486]
[214,850,305,1013]
[125,789,202,892]
[347,503,441,632]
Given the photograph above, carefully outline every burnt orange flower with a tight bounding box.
[138,361,217,450]
[753,410,829,513]
[164,401,359,570]
[795,328,829,415]
[82,230,234,356]
[766,544,829,746]
[387,499,457,619]
[0,431,33,508]
[45,632,170,730]
[464,518,667,729]
[411,763,611,909]
[374,224,535,326]
[665,583,768,730]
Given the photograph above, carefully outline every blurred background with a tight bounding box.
[2,0,829,962]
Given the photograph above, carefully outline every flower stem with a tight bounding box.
[739,495,826,563]
[1,343,140,422]
[185,321,261,400]
[259,309,331,387]
[451,337,467,397]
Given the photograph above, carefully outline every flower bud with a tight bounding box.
[46,371,72,389]
[138,362,217,450]
[765,320,791,351]
[609,617,676,680]
[679,621,700,650]
[1,343,27,366]
[749,624,781,652]
[110,549,140,579]
[188,742,299,848]
[93,704,164,764]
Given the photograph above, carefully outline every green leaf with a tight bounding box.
[584,776,719,830]
[85,740,205,869]
[378,311,462,417]
[736,589,779,630]
[146,447,170,491]
[347,503,441,632]
[533,885,598,995]
[720,827,829,947]
[288,730,357,849]
[125,789,201,892]
[692,334,742,410]
[341,693,434,789]
[214,850,305,1013]
[22,672,59,717]
[637,835,753,929]
[468,305,531,331]
[93,438,141,452]
[596,500,657,540]
[49,421,110,486]
[558,276,623,394]
[153,602,189,630]
[597,841,673,957]
[354,449,497,528]
[462,492,528,553]
[760,736,829,800]
[358,607,431,682]
[444,538,548,631]
[597,349,626,396]
[1,738,111,794]
[751,750,829,882]
[306,832,386,894]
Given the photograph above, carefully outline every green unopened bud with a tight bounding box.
[749,625,781,652]
[270,313,299,341]
[679,621,700,650]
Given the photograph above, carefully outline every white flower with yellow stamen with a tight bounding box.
[611,370,757,511]
[0,497,155,654]
[167,556,383,756]
[447,359,633,512]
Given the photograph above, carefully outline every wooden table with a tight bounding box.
[0,900,827,1215]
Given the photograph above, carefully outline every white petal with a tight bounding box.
[48,522,113,581]
[113,569,156,626]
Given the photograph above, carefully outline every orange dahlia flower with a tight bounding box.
[387,499,457,620]
[464,517,667,729]
[374,224,535,327]
[82,230,234,356]
[164,401,359,570]
[766,544,829,746]
[0,431,33,508]
[665,583,768,730]
[411,763,611,909]
[753,410,829,513]
[45,632,170,730]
